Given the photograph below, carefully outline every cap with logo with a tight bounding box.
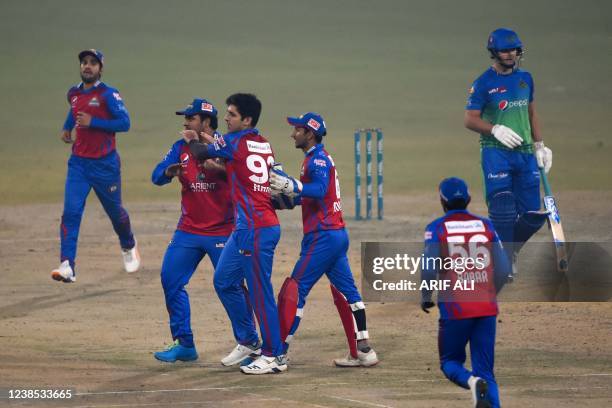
[78,49,104,66]
[439,177,471,203]
[176,98,218,117]
[287,112,327,137]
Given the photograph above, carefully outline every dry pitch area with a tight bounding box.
[1,192,611,407]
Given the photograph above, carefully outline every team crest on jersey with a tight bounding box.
[247,140,272,154]
[519,79,528,89]
[180,152,190,165]
[88,97,100,107]
[201,102,213,112]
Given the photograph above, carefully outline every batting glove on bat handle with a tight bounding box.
[492,124,523,149]
[534,141,553,173]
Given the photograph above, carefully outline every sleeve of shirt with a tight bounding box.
[62,108,75,131]
[421,222,441,303]
[89,88,131,132]
[200,134,234,160]
[151,141,181,186]
[300,156,330,199]
[487,221,511,293]
[526,72,535,102]
[465,77,488,111]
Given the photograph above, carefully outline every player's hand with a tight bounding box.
[199,131,216,144]
[164,163,183,178]
[421,301,435,314]
[492,124,523,149]
[534,141,553,173]
[60,129,73,144]
[181,129,199,143]
[76,112,92,127]
[270,168,302,197]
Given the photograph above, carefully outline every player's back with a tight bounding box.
[225,130,279,230]
[427,210,499,319]
[300,145,344,234]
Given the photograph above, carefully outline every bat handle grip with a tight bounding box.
[539,168,553,197]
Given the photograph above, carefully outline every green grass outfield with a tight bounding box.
[1,0,610,204]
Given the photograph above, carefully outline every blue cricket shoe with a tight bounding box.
[154,340,198,362]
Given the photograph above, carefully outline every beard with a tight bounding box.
[80,72,100,84]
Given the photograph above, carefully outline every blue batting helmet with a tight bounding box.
[487,28,523,52]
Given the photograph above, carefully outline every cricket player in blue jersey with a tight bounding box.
[52,49,139,283]
[464,29,553,278]
[270,112,378,367]
[422,177,511,408]
[151,99,234,362]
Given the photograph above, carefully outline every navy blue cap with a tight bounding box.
[176,99,218,117]
[287,112,327,137]
[439,177,470,203]
[487,28,523,51]
[78,49,104,66]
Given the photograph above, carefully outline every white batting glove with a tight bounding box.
[534,141,553,173]
[491,124,523,149]
[270,169,302,197]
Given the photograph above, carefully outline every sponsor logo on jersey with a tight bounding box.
[71,96,78,104]
[213,136,227,151]
[88,97,100,107]
[313,158,327,167]
[201,102,213,112]
[488,86,507,95]
[247,140,272,154]
[253,183,271,193]
[444,220,485,234]
[499,98,528,111]
[180,152,190,165]
[113,92,122,101]
[215,242,225,248]
[307,118,321,130]
[300,165,305,177]
[487,172,509,180]
[109,185,118,193]
[190,182,217,192]
[333,200,342,213]
[424,231,433,240]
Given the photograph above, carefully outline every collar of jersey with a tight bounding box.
[224,128,259,139]
[78,80,102,91]
[305,143,324,156]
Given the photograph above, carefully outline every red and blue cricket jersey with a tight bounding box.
[298,144,344,234]
[63,81,130,158]
[421,210,509,320]
[205,128,279,230]
[152,137,234,236]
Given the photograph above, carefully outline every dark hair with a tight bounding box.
[444,198,469,211]
[198,113,218,130]
[315,133,323,143]
[225,93,261,127]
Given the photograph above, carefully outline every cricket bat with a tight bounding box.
[540,169,569,272]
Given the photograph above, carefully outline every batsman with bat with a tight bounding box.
[464,28,554,279]
[270,112,379,368]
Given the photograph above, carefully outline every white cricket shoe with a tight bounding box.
[469,376,491,408]
[122,241,140,273]
[221,342,262,366]
[51,260,75,283]
[334,348,379,367]
[240,355,287,375]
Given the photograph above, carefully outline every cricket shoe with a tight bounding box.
[469,377,492,408]
[51,260,76,283]
[154,340,198,362]
[240,355,287,375]
[334,347,379,367]
[122,240,140,273]
[221,341,262,366]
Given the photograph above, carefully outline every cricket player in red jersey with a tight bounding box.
[52,49,139,283]
[184,93,285,374]
[151,98,234,362]
[270,112,378,367]
[421,177,510,407]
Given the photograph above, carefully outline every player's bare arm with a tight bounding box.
[61,129,73,143]
[464,109,493,135]
[530,102,553,172]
